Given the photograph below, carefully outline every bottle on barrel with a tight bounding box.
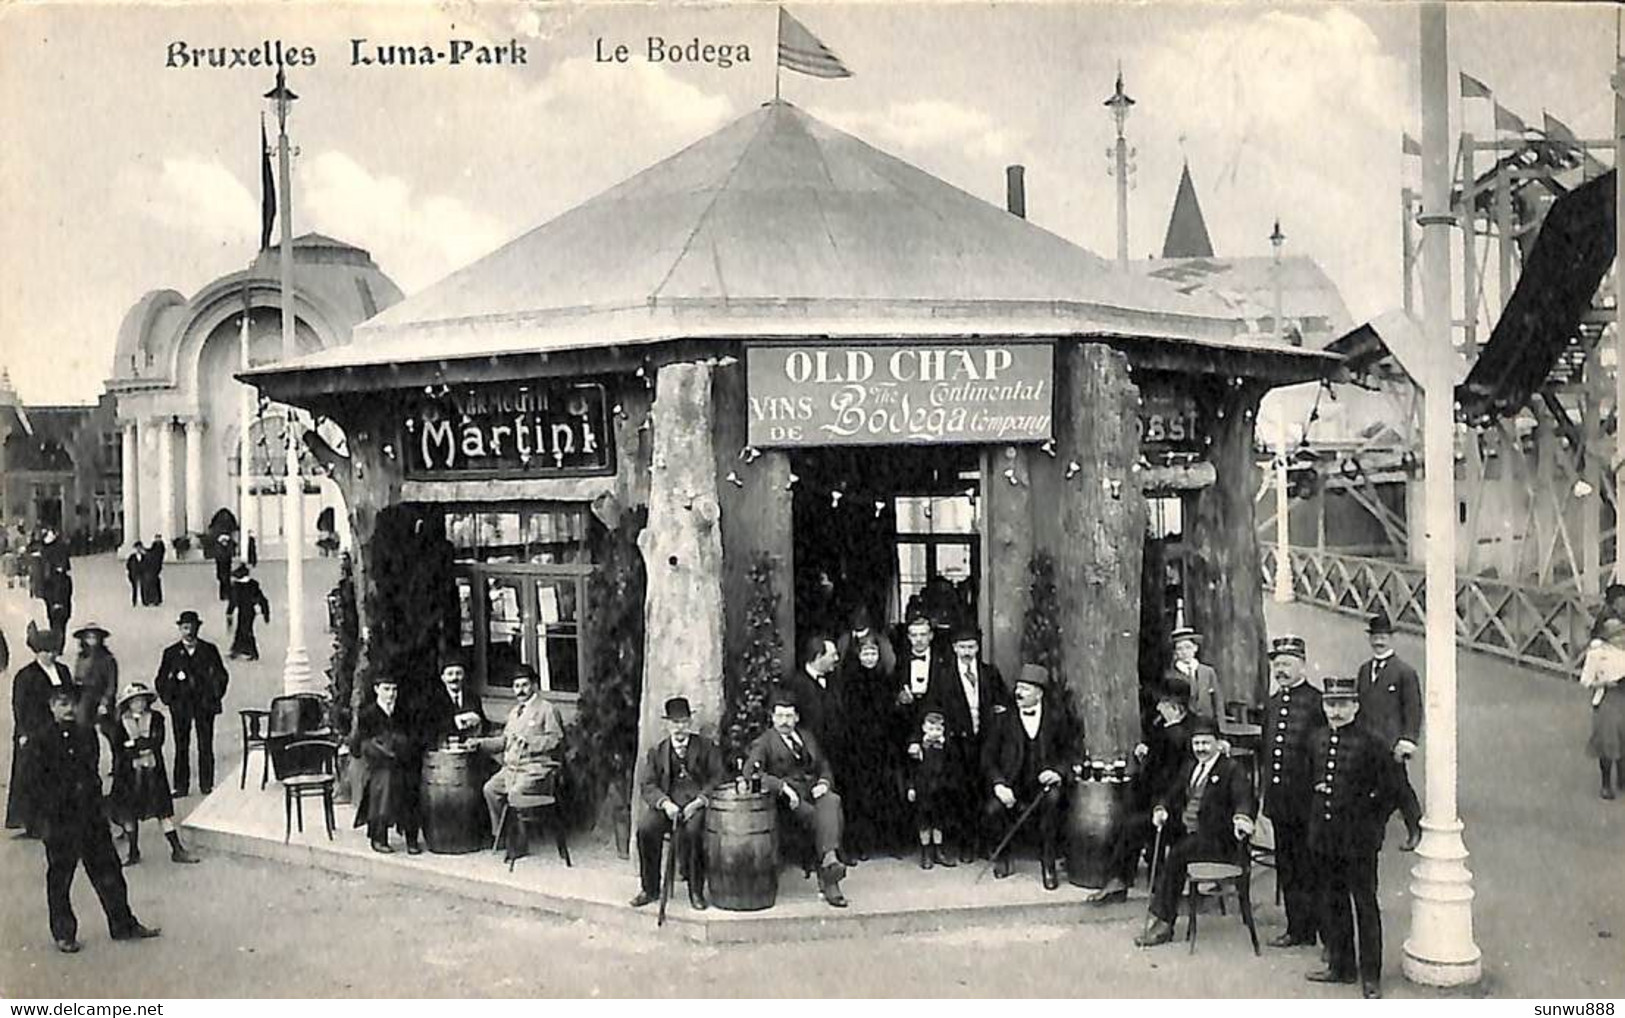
[735,757,749,795]
[750,760,763,794]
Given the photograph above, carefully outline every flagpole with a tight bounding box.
[774,7,783,101]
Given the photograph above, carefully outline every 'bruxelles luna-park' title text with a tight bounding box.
[165,38,529,69]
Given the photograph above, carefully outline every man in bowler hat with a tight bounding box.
[926,622,1010,862]
[1306,675,1396,998]
[32,686,161,953]
[980,663,1073,889]
[1261,634,1325,948]
[1355,613,1423,851]
[152,610,230,797]
[631,696,724,911]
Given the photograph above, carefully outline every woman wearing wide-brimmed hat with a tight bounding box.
[7,622,75,836]
[224,562,271,661]
[107,683,198,865]
[70,622,118,739]
[1580,617,1625,800]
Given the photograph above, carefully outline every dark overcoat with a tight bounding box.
[350,702,419,830]
[1261,681,1325,821]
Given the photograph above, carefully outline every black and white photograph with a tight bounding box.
[0,0,1620,1002]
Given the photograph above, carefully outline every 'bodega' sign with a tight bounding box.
[399,380,614,478]
[746,343,1053,447]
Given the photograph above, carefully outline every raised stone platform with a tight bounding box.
[183,782,1167,943]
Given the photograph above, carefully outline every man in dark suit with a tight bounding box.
[780,634,840,749]
[152,610,230,797]
[1106,677,1198,901]
[980,664,1073,890]
[927,621,1010,862]
[1306,676,1396,999]
[1262,634,1326,948]
[745,689,849,907]
[351,677,421,854]
[631,697,725,911]
[420,654,489,745]
[1135,713,1257,947]
[1355,613,1423,851]
[8,624,78,836]
[31,686,161,953]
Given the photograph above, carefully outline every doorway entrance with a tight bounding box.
[790,445,982,652]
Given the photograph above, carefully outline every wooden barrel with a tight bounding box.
[703,787,778,911]
[421,748,485,855]
[1065,780,1131,888]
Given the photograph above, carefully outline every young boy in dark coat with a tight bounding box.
[107,683,199,866]
[907,709,958,869]
[351,677,422,854]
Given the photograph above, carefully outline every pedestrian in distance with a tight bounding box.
[212,531,236,602]
[41,566,73,647]
[107,683,200,866]
[140,535,165,607]
[1579,616,1625,800]
[70,622,118,741]
[123,542,144,607]
[31,685,162,953]
[225,562,271,661]
[152,610,230,798]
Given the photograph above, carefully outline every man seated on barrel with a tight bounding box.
[423,653,489,746]
[351,677,422,855]
[745,689,849,908]
[981,663,1070,890]
[1096,677,1198,903]
[1134,714,1257,947]
[473,665,566,842]
[631,696,724,911]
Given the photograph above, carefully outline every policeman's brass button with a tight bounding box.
[1276,734,1285,742]
[1272,777,1281,784]
[1327,761,1336,769]
[1280,708,1289,716]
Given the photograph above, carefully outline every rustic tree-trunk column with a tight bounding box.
[986,445,1033,682]
[635,362,727,802]
[1186,380,1269,709]
[1051,342,1145,759]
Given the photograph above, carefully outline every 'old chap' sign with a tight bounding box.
[746,343,1053,446]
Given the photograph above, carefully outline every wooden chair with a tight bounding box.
[1183,852,1261,956]
[491,770,571,872]
[239,708,271,790]
[272,738,338,844]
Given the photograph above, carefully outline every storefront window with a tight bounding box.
[533,579,580,693]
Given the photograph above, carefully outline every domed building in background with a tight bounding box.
[107,233,402,559]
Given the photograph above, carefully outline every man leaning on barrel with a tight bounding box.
[631,696,723,912]
[745,689,849,907]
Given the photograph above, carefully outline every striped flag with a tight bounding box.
[260,115,276,251]
[778,7,851,79]
[1494,102,1528,135]
[1459,72,1492,99]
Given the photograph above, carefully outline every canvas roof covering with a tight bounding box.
[246,100,1348,381]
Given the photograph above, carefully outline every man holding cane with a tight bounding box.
[631,697,723,911]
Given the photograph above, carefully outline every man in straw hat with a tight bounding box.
[1305,675,1396,998]
[1165,626,1221,722]
[632,696,724,911]
[1354,613,1423,851]
[152,610,230,798]
[1261,634,1325,949]
[980,663,1073,890]
[33,685,162,952]
[1134,714,1257,948]
[8,623,76,837]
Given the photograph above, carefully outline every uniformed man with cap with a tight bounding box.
[631,696,724,911]
[1305,675,1395,999]
[1261,634,1325,948]
[979,663,1073,889]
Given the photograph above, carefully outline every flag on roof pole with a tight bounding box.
[1460,72,1492,99]
[1402,132,1423,156]
[778,7,852,79]
[1542,111,1579,146]
[259,114,276,252]
[1493,102,1528,135]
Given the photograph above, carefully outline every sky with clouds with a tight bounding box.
[0,1,1613,403]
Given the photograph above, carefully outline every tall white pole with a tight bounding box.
[1106,65,1134,269]
[274,72,313,695]
[238,293,254,557]
[1612,39,1625,584]
[1271,221,1294,602]
[1403,3,1483,987]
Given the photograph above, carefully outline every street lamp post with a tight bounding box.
[266,68,314,696]
[1105,65,1135,269]
[1271,220,1294,603]
[1402,3,1482,987]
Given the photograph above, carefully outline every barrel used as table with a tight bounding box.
[1065,779,1132,889]
[703,787,779,911]
[421,747,486,855]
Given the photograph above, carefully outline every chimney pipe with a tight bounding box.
[1005,165,1026,219]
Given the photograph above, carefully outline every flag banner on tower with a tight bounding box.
[778,7,852,79]
[1494,102,1527,134]
[1460,71,1492,99]
[1543,111,1578,146]
[260,118,276,251]
[1402,132,1422,156]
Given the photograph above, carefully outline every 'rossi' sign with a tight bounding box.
[398,380,613,478]
[746,344,1053,446]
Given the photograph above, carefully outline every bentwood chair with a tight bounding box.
[239,708,271,790]
[1183,841,1261,957]
[272,738,339,844]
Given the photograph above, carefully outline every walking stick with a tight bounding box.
[657,814,680,927]
[1145,822,1166,921]
[976,792,1047,882]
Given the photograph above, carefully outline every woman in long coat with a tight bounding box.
[7,623,75,835]
[70,622,118,739]
[107,683,199,865]
[225,563,271,661]
[831,634,899,859]
[1580,618,1625,800]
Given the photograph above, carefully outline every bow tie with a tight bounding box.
[1020,709,1039,719]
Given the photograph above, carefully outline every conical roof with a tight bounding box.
[1161,162,1215,259]
[326,100,1246,366]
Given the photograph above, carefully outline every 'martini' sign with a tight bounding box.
[399,381,614,478]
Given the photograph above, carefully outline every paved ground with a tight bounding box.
[0,555,1620,997]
